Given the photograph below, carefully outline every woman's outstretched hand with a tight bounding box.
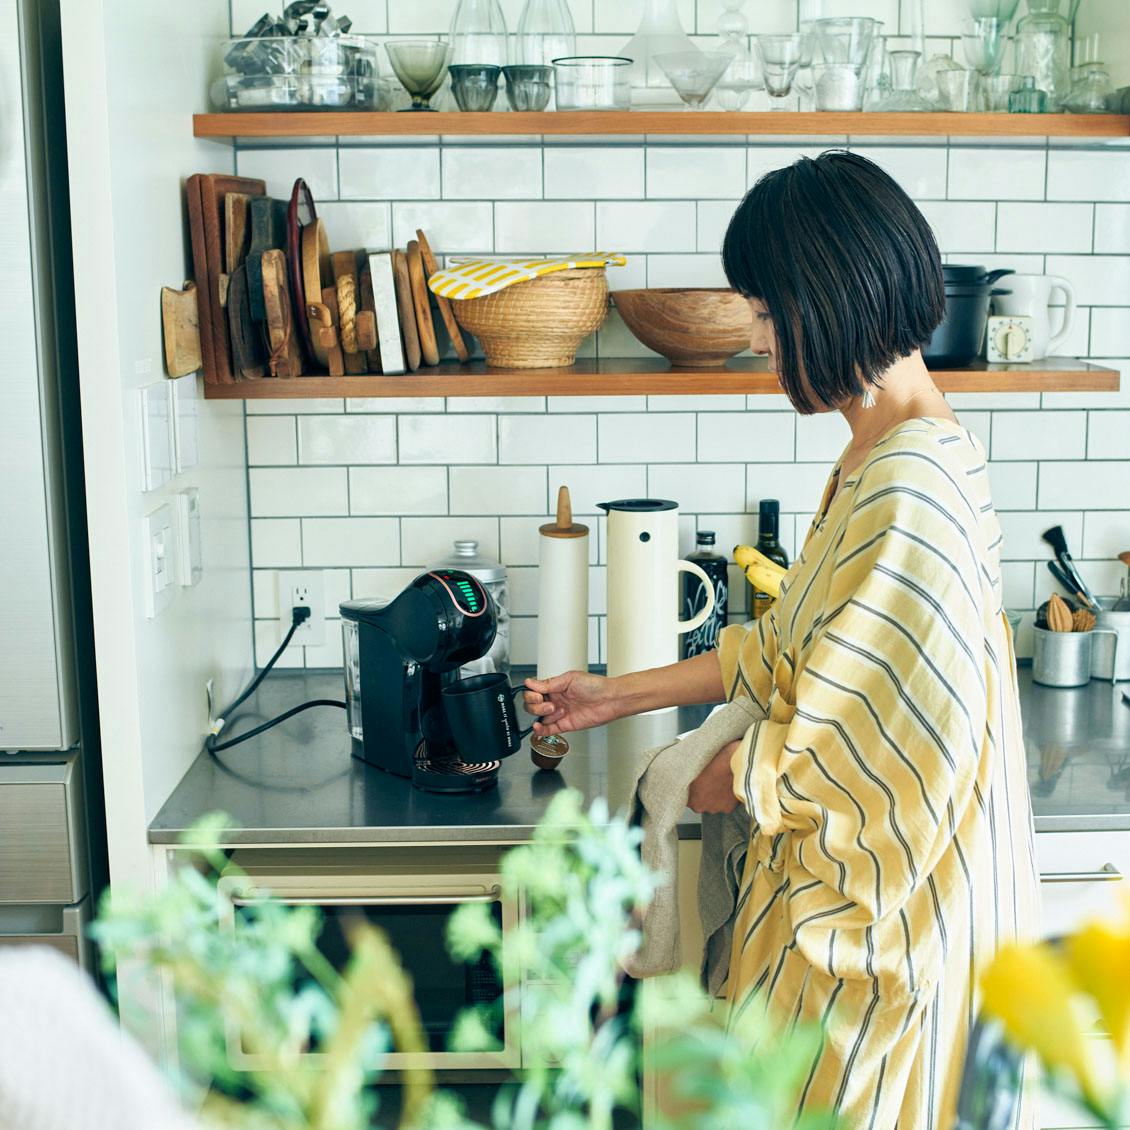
[523,671,627,737]
[687,740,742,814]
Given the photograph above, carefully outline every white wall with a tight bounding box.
[61,0,253,895]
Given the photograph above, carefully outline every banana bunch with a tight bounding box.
[734,544,788,598]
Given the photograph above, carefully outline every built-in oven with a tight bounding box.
[219,847,520,1072]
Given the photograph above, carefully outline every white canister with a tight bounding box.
[599,498,714,685]
[992,274,1076,360]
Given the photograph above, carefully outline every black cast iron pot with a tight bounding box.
[924,266,1013,369]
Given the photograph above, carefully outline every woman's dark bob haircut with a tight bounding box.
[722,150,945,415]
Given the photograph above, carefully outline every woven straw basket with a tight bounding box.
[452,268,610,368]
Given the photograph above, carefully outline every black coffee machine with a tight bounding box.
[340,571,505,793]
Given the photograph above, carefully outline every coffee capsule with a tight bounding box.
[530,733,569,772]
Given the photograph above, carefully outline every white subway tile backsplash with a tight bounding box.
[1045,255,1130,308]
[1038,462,1130,510]
[648,394,747,411]
[747,145,825,184]
[646,253,729,287]
[1001,561,1036,610]
[1049,151,1130,203]
[1082,511,1130,559]
[747,462,834,514]
[597,201,696,252]
[794,412,849,463]
[248,398,344,415]
[998,511,1083,561]
[495,201,595,252]
[1096,205,1130,254]
[450,465,548,515]
[314,202,392,252]
[919,200,997,253]
[699,412,796,463]
[990,411,1086,461]
[247,416,297,465]
[646,147,746,199]
[852,146,948,200]
[339,147,440,200]
[500,414,596,464]
[352,567,429,600]
[391,202,493,253]
[1088,411,1130,458]
[947,147,1046,201]
[543,147,645,199]
[649,463,747,513]
[401,516,499,566]
[346,397,445,413]
[996,204,1093,254]
[236,148,339,202]
[250,468,348,517]
[1091,310,1130,357]
[448,397,546,413]
[548,464,647,515]
[399,415,497,464]
[987,461,1038,510]
[696,200,737,252]
[548,395,648,412]
[349,466,448,515]
[442,147,542,200]
[298,416,396,465]
[251,519,302,567]
[302,517,399,567]
[599,413,695,463]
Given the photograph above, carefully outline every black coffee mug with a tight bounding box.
[441,672,533,762]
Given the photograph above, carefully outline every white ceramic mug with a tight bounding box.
[992,274,1076,360]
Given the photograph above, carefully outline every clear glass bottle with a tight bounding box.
[870,49,933,110]
[713,0,763,110]
[432,539,510,676]
[618,0,696,105]
[1061,60,1112,113]
[449,0,509,68]
[1015,0,1070,109]
[516,0,576,66]
[1008,72,1048,111]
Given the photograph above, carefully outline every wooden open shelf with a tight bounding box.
[202,356,1120,399]
[193,110,1130,141]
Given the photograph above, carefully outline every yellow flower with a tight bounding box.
[981,942,1103,1104]
[1067,921,1130,1074]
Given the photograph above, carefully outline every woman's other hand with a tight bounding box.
[687,740,742,814]
[523,671,627,736]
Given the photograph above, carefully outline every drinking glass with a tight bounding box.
[936,66,977,109]
[714,51,763,110]
[385,39,452,110]
[653,49,733,108]
[979,71,1022,109]
[502,64,553,110]
[755,33,806,108]
[813,17,878,66]
[448,63,501,110]
[962,17,1007,75]
[814,62,866,109]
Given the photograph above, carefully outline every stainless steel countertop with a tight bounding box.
[148,668,1130,845]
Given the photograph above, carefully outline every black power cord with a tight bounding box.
[206,606,346,756]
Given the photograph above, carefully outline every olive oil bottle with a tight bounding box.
[752,500,789,620]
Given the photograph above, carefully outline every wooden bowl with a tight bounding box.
[612,288,752,368]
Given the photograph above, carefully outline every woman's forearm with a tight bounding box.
[612,650,725,714]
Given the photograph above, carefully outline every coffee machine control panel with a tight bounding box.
[428,570,487,616]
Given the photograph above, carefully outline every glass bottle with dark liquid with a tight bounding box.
[681,530,729,658]
[752,499,789,621]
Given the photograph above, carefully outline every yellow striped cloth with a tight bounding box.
[426,252,626,300]
[717,417,1039,1129]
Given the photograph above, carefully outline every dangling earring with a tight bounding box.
[860,384,877,409]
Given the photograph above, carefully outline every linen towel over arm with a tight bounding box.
[725,446,995,1121]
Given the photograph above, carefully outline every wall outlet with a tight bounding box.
[277,570,325,646]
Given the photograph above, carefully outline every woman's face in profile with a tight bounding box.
[748,298,777,364]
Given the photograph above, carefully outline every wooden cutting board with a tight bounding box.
[224,193,253,274]
[227,265,267,379]
[416,228,469,361]
[185,176,218,382]
[332,250,366,375]
[261,249,301,379]
[160,282,202,377]
[301,219,334,368]
[392,249,422,372]
[189,173,266,385]
[359,263,382,373]
[407,239,440,366]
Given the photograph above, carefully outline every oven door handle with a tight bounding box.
[1039,864,1123,884]
[233,889,502,907]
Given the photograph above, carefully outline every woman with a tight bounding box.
[525,152,1038,1129]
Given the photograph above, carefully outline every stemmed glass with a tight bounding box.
[755,34,807,109]
[653,49,733,108]
[385,39,453,111]
[962,16,1006,110]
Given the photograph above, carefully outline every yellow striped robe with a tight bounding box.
[718,417,1039,1129]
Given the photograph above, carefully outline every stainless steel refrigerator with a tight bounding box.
[0,0,106,970]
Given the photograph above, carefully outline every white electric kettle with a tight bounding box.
[599,499,714,686]
[992,274,1076,360]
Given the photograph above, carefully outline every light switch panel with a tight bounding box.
[139,383,173,492]
[175,488,203,587]
[171,374,199,473]
[144,504,175,617]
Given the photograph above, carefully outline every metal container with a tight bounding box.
[432,540,509,676]
[1093,597,1130,681]
[1033,626,1093,687]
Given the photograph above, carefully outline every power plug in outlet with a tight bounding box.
[277,570,326,646]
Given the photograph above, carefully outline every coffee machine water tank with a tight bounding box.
[431,540,509,676]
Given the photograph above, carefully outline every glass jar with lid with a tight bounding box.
[1016,0,1070,109]
[432,540,510,676]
